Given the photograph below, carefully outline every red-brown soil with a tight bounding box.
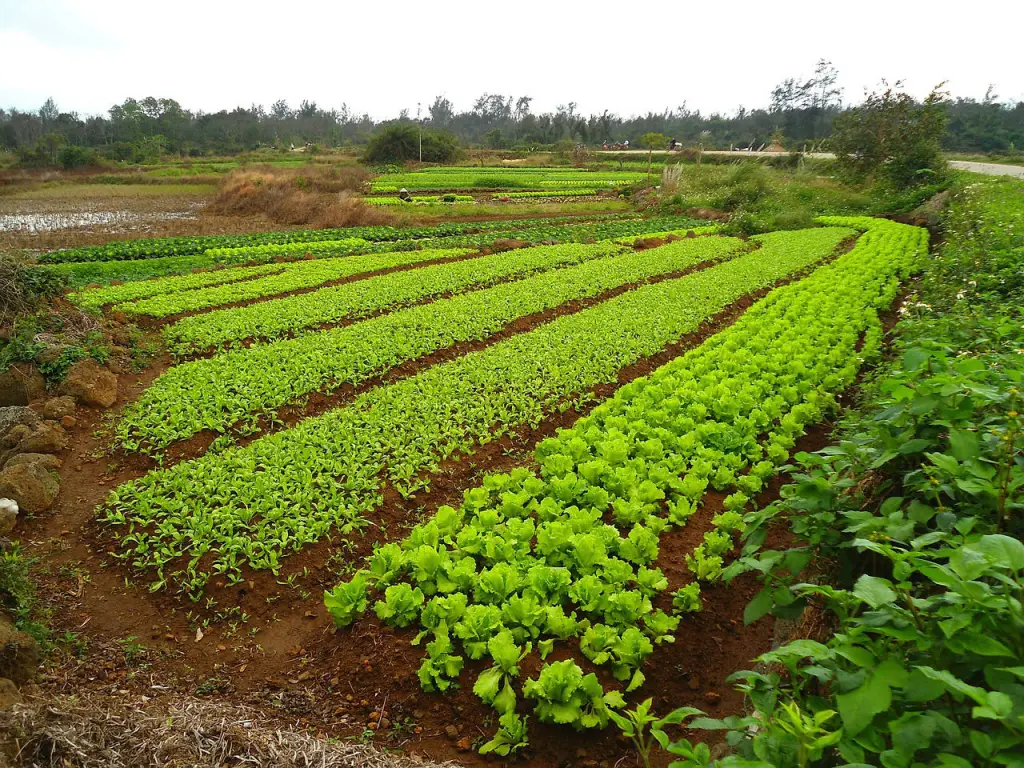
[18,236,874,767]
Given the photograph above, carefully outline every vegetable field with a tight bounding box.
[33,209,935,764]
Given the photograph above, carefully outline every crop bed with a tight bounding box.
[34,212,929,764]
[370,167,644,193]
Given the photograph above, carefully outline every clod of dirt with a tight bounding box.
[59,359,118,408]
[0,614,39,686]
[444,725,459,740]
[704,691,722,705]
[0,678,21,709]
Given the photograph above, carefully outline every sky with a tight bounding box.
[2,0,1022,120]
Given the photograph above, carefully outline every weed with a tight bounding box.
[118,636,149,667]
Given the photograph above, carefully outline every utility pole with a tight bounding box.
[417,102,422,163]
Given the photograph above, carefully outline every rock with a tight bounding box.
[1,425,31,450]
[59,359,118,408]
[0,678,20,709]
[444,725,459,740]
[0,615,39,685]
[4,454,63,473]
[33,346,66,367]
[4,453,62,471]
[39,396,76,421]
[0,365,46,407]
[61,415,76,428]
[17,422,68,454]
[0,499,17,535]
[0,407,40,438]
[0,462,59,513]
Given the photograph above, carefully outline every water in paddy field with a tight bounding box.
[0,208,199,233]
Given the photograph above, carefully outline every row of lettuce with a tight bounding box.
[49,214,701,287]
[41,215,626,264]
[116,237,744,452]
[370,168,643,192]
[100,226,856,600]
[314,217,929,756]
[71,217,713,320]
[674,178,1024,766]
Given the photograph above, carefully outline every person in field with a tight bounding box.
[398,188,412,202]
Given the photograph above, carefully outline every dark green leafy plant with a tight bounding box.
[703,176,1024,767]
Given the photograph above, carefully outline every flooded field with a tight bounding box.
[0,183,281,253]
[0,207,200,233]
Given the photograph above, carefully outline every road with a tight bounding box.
[595,150,1024,178]
[948,160,1024,178]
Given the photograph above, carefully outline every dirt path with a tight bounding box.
[948,159,1024,178]
[595,149,1024,178]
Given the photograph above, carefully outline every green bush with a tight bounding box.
[688,177,1024,768]
[363,125,458,164]
[0,257,68,323]
[57,144,94,169]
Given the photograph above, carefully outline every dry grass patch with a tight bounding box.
[210,165,394,228]
[0,692,455,768]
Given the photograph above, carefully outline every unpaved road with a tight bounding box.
[597,149,1024,178]
[948,160,1024,178]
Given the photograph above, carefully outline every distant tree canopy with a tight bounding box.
[1,63,1022,165]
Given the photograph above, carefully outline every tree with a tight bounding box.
[38,97,59,126]
[831,82,949,189]
[270,100,292,120]
[429,95,454,128]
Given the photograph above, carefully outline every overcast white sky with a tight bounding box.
[1,0,1021,120]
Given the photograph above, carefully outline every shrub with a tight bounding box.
[0,256,68,324]
[363,125,458,164]
[57,145,94,169]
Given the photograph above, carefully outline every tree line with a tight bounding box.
[2,61,1022,167]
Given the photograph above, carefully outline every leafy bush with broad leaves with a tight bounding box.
[678,177,1024,767]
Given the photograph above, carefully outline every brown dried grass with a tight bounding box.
[209,166,394,229]
[0,691,455,768]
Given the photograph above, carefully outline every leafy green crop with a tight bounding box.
[103,227,851,597]
[118,247,474,318]
[321,217,926,749]
[523,659,625,729]
[161,241,627,354]
[42,214,636,264]
[117,235,745,451]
